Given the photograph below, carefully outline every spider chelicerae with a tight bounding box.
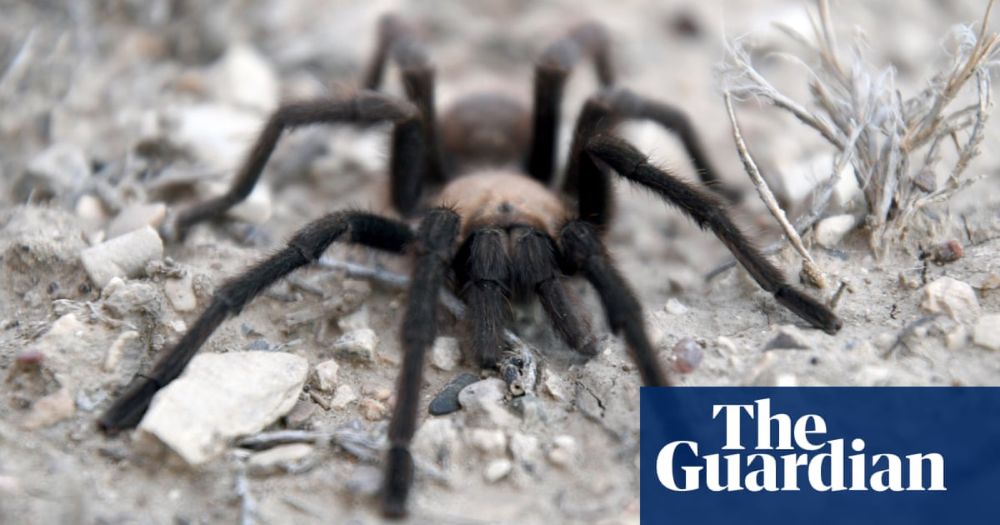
[98,14,842,518]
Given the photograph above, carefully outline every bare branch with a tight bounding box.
[723,92,828,288]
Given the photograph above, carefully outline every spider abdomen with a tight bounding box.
[435,170,568,237]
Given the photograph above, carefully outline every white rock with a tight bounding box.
[75,194,108,223]
[337,306,369,332]
[359,398,387,420]
[763,325,811,350]
[227,183,272,224]
[104,330,139,372]
[16,142,90,202]
[664,298,688,315]
[431,337,461,371]
[774,373,799,387]
[855,365,891,386]
[172,104,263,171]
[547,435,578,467]
[542,370,570,402]
[716,336,738,353]
[509,432,541,466]
[197,180,273,225]
[459,378,506,408]
[973,314,1000,351]
[22,387,75,430]
[332,328,378,363]
[137,351,308,465]
[331,385,357,409]
[247,443,314,476]
[80,225,164,288]
[946,325,969,351]
[106,203,167,239]
[814,214,856,248]
[483,459,513,483]
[212,44,279,113]
[164,273,197,312]
[412,418,459,466]
[458,378,514,427]
[312,359,340,392]
[468,428,507,456]
[921,277,981,323]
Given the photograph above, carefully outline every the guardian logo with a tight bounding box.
[656,398,946,493]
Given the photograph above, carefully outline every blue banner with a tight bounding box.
[640,387,1000,524]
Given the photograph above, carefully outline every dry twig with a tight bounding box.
[723,92,827,288]
[719,0,999,257]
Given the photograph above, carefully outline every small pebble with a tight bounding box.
[664,298,688,315]
[211,44,279,113]
[814,214,856,248]
[468,428,507,456]
[247,443,314,477]
[671,338,703,374]
[164,273,197,312]
[927,240,964,265]
[946,325,969,351]
[75,194,107,223]
[509,432,541,467]
[312,359,340,393]
[921,277,981,323]
[547,435,577,467]
[331,329,378,363]
[716,336,738,353]
[458,378,506,410]
[430,337,462,371]
[285,399,317,429]
[763,325,811,351]
[104,330,139,372]
[227,183,272,224]
[15,142,90,203]
[483,459,513,483]
[80,225,164,289]
[774,373,799,387]
[542,370,570,401]
[973,314,1000,351]
[23,387,76,430]
[337,306,369,332]
[331,385,357,409]
[459,378,515,427]
[412,418,459,466]
[106,203,167,239]
[428,372,479,416]
[359,398,387,421]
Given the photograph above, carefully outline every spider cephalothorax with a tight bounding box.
[98,15,841,518]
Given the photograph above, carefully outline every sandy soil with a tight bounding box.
[1,1,998,524]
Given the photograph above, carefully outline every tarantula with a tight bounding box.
[98,15,842,518]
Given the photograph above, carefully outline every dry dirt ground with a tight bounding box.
[1,1,999,524]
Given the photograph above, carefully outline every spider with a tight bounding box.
[98,15,842,518]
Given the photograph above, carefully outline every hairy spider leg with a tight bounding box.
[527,22,615,185]
[584,134,843,334]
[98,212,415,432]
[454,228,513,369]
[509,226,598,356]
[565,87,741,227]
[362,14,446,183]
[382,207,460,518]
[558,220,670,386]
[169,92,426,239]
